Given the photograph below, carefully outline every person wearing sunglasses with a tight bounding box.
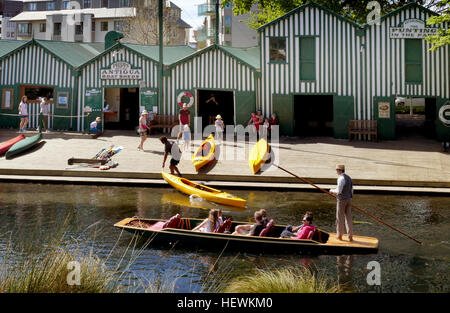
[279,212,315,239]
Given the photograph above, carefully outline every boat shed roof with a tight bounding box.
[0,40,29,59]
[122,43,196,65]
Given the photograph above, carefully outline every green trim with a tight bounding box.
[268,60,287,64]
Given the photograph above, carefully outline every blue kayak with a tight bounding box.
[5,133,42,159]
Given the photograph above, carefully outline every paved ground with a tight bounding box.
[0,129,449,190]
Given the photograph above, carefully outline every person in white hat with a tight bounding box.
[214,114,225,143]
[137,110,149,151]
[329,165,353,241]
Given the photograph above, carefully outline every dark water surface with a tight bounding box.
[0,183,448,292]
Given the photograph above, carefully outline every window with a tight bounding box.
[92,21,95,32]
[18,23,32,34]
[299,37,316,80]
[39,23,46,33]
[114,21,127,32]
[62,1,69,9]
[269,37,286,62]
[47,2,55,10]
[102,0,109,8]
[2,89,14,110]
[54,22,62,36]
[101,22,108,32]
[75,22,83,35]
[405,39,423,83]
[120,0,130,7]
[224,16,231,34]
[29,3,37,11]
[84,0,91,8]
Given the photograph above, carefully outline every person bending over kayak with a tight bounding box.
[160,136,182,176]
[232,210,267,236]
[280,212,316,240]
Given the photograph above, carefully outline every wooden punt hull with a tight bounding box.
[192,134,215,171]
[162,172,247,208]
[249,138,270,174]
[114,217,379,255]
[0,134,25,155]
[5,133,42,159]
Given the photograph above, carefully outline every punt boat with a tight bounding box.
[249,138,270,174]
[114,217,379,255]
[192,134,215,171]
[162,172,247,208]
[5,133,42,159]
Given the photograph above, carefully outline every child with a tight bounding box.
[90,117,101,133]
[262,118,270,139]
[182,124,191,151]
[215,115,225,143]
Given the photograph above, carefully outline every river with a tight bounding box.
[0,183,448,292]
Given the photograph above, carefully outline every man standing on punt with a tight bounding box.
[330,165,353,242]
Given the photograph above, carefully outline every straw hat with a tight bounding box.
[141,110,149,115]
[336,164,345,171]
[216,115,222,120]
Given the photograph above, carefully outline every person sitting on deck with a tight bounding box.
[232,210,267,237]
[280,212,316,240]
[193,209,222,233]
[90,117,101,133]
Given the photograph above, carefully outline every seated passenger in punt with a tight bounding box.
[232,209,267,236]
[279,212,316,240]
[193,209,222,232]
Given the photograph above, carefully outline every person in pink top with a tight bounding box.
[281,212,316,240]
[248,112,260,134]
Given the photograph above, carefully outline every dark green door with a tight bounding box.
[333,96,354,139]
[84,88,103,133]
[235,91,256,127]
[436,98,450,142]
[140,88,158,113]
[272,94,294,136]
[374,96,395,140]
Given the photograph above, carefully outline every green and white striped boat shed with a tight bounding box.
[258,2,449,140]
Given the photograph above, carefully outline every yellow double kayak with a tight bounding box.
[161,172,247,208]
[249,138,270,174]
[192,134,215,171]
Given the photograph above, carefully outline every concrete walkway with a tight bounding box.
[0,129,449,192]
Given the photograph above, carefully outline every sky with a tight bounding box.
[171,0,206,30]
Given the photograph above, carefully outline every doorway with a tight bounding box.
[294,95,333,136]
[104,87,139,130]
[395,97,436,139]
[197,90,234,128]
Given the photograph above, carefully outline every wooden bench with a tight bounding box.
[348,120,378,141]
[149,115,178,134]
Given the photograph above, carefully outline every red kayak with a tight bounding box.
[0,134,26,155]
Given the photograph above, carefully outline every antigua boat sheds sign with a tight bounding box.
[390,19,439,39]
[100,61,142,80]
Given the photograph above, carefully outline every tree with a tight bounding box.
[426,0,450,51]
[222,0,447,30]
[121,0,179,45]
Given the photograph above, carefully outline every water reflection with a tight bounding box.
[337,255,354,292]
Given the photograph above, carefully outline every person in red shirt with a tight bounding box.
[178,104,190,140]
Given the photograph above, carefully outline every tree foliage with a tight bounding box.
[222,0,448,30]
[425,0,450,50]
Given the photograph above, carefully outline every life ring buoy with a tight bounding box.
[177,91,194,108]
[439,103,450,127]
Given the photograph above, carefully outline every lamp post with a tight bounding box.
[215,0,219,45]
[158,0,163,112]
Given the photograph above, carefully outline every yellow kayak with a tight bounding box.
[249,138,270,174]
[192,134,215,171]
[161,172,247,208]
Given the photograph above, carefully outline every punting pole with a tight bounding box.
[273,164,422,245]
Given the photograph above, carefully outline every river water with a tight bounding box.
[0,183,448,293]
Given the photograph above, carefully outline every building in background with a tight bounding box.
[197,0,257,47]
[0,0,24,39]
[10,0,190,44]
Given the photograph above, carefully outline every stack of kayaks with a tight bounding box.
[162,172,247,208]
[249,138,270,174]
[0,134,25,155]
[5,133,42,159]
[192,134,215,171]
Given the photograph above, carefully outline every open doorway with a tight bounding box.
[197,90,234,128]
[104,87,139,130]
[294,95,333,136]
[395,97,436,139]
